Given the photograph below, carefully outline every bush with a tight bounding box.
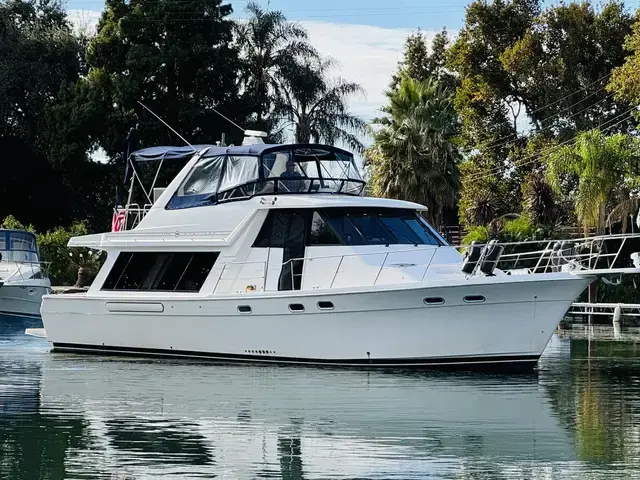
[501,215,535,242]
[462,225,489,245]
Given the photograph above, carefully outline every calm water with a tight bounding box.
[2,318,640,479]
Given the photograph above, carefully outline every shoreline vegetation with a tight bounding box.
[3,0,640,311]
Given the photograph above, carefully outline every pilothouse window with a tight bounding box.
[102,252,219,292]
[253,208,444,247]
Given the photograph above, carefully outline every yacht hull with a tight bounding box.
[0,283,49,319]
[40,275,591,369]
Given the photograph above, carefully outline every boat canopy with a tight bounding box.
[165,143,366,210]
[0,230,39,262]
[130,145,216,162]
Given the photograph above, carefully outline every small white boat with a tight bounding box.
[0,229,51,319]
[36,131,640,370]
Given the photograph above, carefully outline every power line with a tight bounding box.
[478,73,613,153]
[480,89,616,154]
[467,104,640,182]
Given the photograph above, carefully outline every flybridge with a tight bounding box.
[117,132,366,231]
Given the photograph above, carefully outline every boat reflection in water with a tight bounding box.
[4,332,640,479]
[23,347,575,479]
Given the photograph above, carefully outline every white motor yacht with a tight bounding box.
[36,132,640,369]
[0,229,51,319]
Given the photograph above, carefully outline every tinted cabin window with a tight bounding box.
[309,212,341,245]
[322,211,366,245]
[102,252,219,292]
[348,214,395,245]
[319,208,442,246]
[253,208,443,248]
[254,210,309,248]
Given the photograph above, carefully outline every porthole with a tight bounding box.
[423,297,444,305]
[238,305,252,314]
[463,295,486,303]
[289,303,305,313]
[317,301,334,310]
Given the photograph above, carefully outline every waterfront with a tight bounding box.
[1,318,640,479]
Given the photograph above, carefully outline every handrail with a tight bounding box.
[1,259,51,282]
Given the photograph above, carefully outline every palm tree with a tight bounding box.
[524,173,557,226]
[274,59,367,152]
[365,76,461,227]
[236,2,318,125]
[546,129,639,234]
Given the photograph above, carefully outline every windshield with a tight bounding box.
[0,231,39,262]
[168,146,365,209]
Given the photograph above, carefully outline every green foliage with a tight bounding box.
[275,58,366,152]
[523,173,557,226]
[608,16,640,118]
[365,76,461,227]
[36,223,91,285]
[462,213,553,245]
[500,1,634,135]
[458,154,509,227]
[546,129,640,233]
[1,215,35,233]
[500,214,535,241]
[391,28,457,91]
[462,225,489,245]
[0,0,83,145]
[448,0,635,231]
[60,0,246,162]
[236,1,319,128]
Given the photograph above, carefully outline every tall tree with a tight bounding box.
[52,0,245,166]
[236,1,318,129]
[607,15,640,118]
[365,77,461,227]
[391,28,457,92]
[0,0,87,229]
[448,0,635,229]
[274,59,366,152]
[500,1,634,137]
[0,0,82,146]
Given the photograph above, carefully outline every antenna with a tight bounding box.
[137,100,195,151]
[210,105,246,133]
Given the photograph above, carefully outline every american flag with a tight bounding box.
[112,207,126,232]
[111,188,126,232]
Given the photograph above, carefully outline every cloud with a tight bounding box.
[299,22,441,123]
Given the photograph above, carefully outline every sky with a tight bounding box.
[65,0,472,128]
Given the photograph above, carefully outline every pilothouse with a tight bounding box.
[35,131,640,369]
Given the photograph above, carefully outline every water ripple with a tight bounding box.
[1,319,640,479]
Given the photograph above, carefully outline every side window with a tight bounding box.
[348,214,395,245]
[253,210,307,248]
[102,252,219,292]
[309,212,342,245]
[378,215,423,244]
[323,211,366,245]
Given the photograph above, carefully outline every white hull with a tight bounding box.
[0,283,49,319]
[41,274,591,369]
